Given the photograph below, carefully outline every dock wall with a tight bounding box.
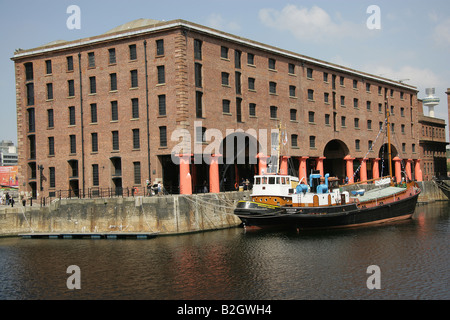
[0,192,249,237]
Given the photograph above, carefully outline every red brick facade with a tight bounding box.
[12,19,422,198]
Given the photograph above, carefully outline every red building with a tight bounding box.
[12,19,422,199]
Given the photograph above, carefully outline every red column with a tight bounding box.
[209,154,221,193]
[372,158,380,180]
[178,154,192,195]
[360,158,367,183]
[405,159,412,181]
[316,157,326,176]
[344,155,354,184]
[280,156,290,175]
[256,153,269,174]
[414,159,423,182]
[299,157,309,183]
[393,157,402,183]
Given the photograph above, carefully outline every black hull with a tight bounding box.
[234,193,420,230]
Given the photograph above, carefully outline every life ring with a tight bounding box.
[235,182,238,189]
[135,187,139,193]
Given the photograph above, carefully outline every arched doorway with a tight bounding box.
[323,139,349,182]
[220,131,260,191]
[378,143,398,178]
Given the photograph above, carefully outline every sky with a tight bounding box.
[1,0,449,145]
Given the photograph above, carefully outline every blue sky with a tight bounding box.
[1,0,449,144]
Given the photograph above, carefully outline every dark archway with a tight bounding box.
[323,139,350,182]
[220,131,260,191]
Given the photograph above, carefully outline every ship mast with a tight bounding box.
[385,98,393,180]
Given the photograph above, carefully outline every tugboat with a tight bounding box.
[234,110,421,230]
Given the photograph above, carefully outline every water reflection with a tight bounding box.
[0,202,448,300]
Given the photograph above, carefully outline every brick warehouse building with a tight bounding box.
[12,19,423,199]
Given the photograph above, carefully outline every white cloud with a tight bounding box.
[258,5,368,43]
[206,13,241,32]
[433,18,450,47]
[363,64,443,92]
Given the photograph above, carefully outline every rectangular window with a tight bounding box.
[308,89,314,101]
[270,106,278,119]
[308,111,315,123]
[70,135,76,154]
[92,164,99,186]
[195,63,202,88]
[289,85,296,97]
[49,167,55,188]
[290,109,297,121]
[307,68,313,79]
[248,77,255,90]
[353,98,359,109]
[325,114,330,125]
[109,48,116,64]
[249,103,256,116]
[90,103,97,123]
[196,91,203,118]
[235,72,241,94]
[132,129,140,149]
[159,126,167,147]
[91,132,98,152]
[131,98,139,119]
[221,46,229,59]
[45,60,52,75]
[129,44,137,60]
[27,108,35,133]
[269,81,277,94]
[158,95,166,116]
[289,63,295,74]
[112,131,119,151]
[340,96,345,106]
[47,109,54,128]
[157,66,165,84]
[68,80,75,97]
[235,50,241,69]
[291,134,298,147]
[309,136,316,148]
[48,137,55,156]
[110,73,117,91]
[25,62,33,81]
[46,83,53,100]
[221,72,229,86]
[324,92,329,103]
[67,56,74,71]
[236,98,242,123]
[222,99,230,113]
[194,39,202,60]
[26,83,34,105]
[89,76,96,94]
[341,116,346,127]
[130,70,138,88]
[367,120,372,130]
[268,58,276,70]
[354,118,360,128]
[355,139,360,151]
[133,162,141,185]
[88,52,95,68]
[323,72,329,82]
[111,101,118,121]
[69,106,76,125]
[247,53,255,65]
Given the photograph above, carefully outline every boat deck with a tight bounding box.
[351,186,406,203]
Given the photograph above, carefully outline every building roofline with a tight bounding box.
[11,18,417,92]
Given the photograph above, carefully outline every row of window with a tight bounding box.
[26,96,168,133]
[46,161,143,189]
[46,126,168,157]
[33,40,165,79]
[30,67,165,105]
[203,41,413,103]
